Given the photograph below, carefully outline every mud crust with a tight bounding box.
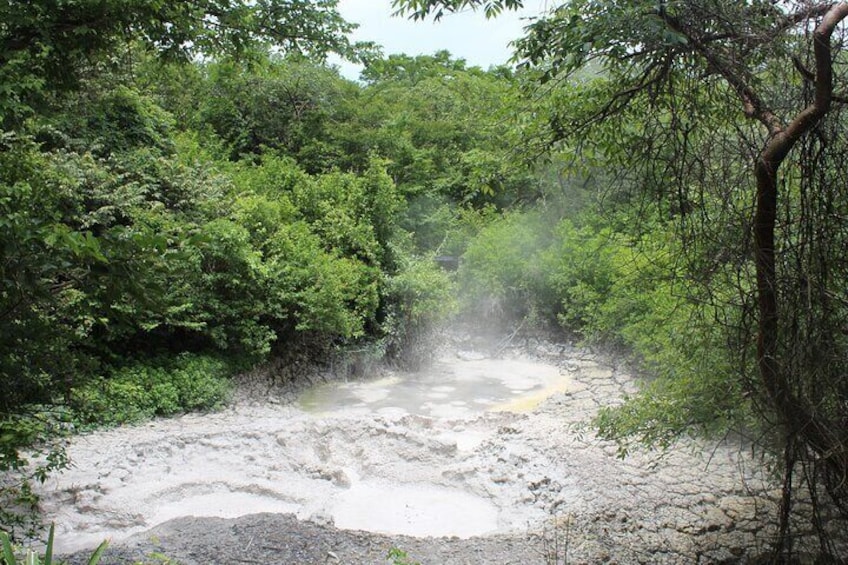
[53,329,845,564]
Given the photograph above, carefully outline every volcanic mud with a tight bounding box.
[48,337,786,564]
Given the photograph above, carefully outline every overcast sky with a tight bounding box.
[333,0,551,80]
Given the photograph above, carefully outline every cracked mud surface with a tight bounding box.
[49,336,789,564]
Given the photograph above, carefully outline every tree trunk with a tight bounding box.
[753,0,848,502]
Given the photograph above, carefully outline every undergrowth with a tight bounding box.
[1,523,107,565]
[69,354,232,427]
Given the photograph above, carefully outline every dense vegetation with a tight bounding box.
[3,0,848,560]
[398,0,848,557]
[0,1,525,536]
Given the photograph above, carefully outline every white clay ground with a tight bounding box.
[36,344,781,562]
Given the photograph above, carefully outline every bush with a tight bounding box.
[383,254,457,363]
[539,216,755,451]
[71,354,231,427]
[457,211,552,321]
[0,410,70,539]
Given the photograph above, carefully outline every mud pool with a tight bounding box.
[37,342,783,563]
[299,356,570,418]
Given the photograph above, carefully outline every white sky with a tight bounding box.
[333,0,551,79]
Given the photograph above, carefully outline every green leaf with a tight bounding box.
[43,524,54,565]
[2,531,17,565]
[24,548,39,565]
[86,539,109,565]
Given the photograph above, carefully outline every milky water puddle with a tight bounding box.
[300,356,570,417]
[331,481,500,538]
[36,354,572,554]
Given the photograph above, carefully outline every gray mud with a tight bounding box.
[50,338,790,564]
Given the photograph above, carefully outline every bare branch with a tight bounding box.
[792,54,816,82]
[661,12,785,134]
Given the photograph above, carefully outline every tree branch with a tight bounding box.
[660,12,784,135]
[562,57,672,136]
[763,2,848,166]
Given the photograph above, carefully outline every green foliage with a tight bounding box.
[44,86,177,156]
[1,523,107,565]
[457,211,552,320]
[539,219,679,344]
[540,221,617,333]
[384,254,457,362]
[222,154,396,347]
[1,115,399,374]
[538,213,755,448]
[361,50,473,84]
[453,202,756,449]
[71,355,231,427]
[0,411,70,539]
[594,329,751,456]
[264,220,380,338]
[0,6,537,541]
[292,160,404,267]
[392,0,523,21]
[197,58,357,165]
[190,218,275,357]
[360,58,527,205]
[344,52,537,255]
[388,255,457,326]
[387,547,422,565]
[0,0,362,126]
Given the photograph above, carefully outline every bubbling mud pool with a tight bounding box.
[37,354,576,554]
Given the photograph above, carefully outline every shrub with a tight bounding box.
[457,212,552,321]
[387,548,421,565]
[70,354,231,427]
[539,216,755,451]
[264,221,380,339]
[383,253,457,363]
[0,410,70,539]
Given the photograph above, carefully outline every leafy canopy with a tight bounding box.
[392,0,524,20]
[0,0,369,125]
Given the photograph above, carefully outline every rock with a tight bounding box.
[660,530,694,555]
[702,507,732,532]
[456,350,486,361]
[330,469,352,488]
[308,511,335,528]
[676,506,730,536]
[429,437,458,455]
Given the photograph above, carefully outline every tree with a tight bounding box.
[196,56,357,165]
[343,52,538,253]
[396,0,848,556]
[0,0,365,127]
